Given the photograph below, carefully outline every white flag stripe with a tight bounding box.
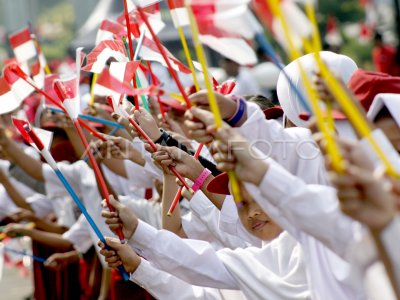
[13,40,37,63]
[199,35,257,65]
[93,84,121,99]
[63,97,80,119]
[0,90,20,114]
[171,8,190,28]
[109,62,128,84]
[11,78,35,100]
[34,127,54,151]
[91,48,128,74]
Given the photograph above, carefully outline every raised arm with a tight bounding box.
[0,128,44,181]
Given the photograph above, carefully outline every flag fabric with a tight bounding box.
[82,40,128,74]
[43,74,63,108]
[126,0,162,12]
[199,35,257,65]
[3,64,35,103]
[12,118,53,151]
[138,36,192,73]
[109,61,142,92]
[168,0,190,28]
[53,76,80,119]
[0,77,22,114]
[30,60,45,89]
[117,8,165,39]
[184,2,259,65]
[8,28,37,64]
[93,68,123,99]
[96,19,127,45]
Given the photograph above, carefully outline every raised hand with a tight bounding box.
[151,145,204,181]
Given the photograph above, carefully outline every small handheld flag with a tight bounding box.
[12,120,130,281]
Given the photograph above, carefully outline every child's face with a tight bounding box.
[375,116,400,152]
[237,188,282,241]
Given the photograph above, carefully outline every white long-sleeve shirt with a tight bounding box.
[187,192,258,249]
[244,155,368,300]
[129,220,311,300]
[131,259,246,300]
[234,102,327,185]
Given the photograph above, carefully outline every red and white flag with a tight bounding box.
[117,8,165,39]
[3,64,35,103]
[82,40,128,74]
[53,76,80,119]
[109,60,142,92]
[93,68,122,99]
[43,74,63,109]
[96,19,127,45]
[8,28,37,64]
[12,118,53,151]
[138,36,192,73]
[30,60,45,89]
[0,77,22,114]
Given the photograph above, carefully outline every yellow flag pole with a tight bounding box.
[89,73,98,107]
[177,25,201,91]
[186,4,242,203]
[301,2,399,177]
[267,0,345,171]
[167,1,200,92]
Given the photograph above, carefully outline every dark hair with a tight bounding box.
[374,32,383,43]
[374,106,391,122]
[244,94,275,110]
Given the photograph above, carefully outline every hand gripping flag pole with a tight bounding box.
[186,3,243,205]
[12,119,130,281]
[107,95,192,191]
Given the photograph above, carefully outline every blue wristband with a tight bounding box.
[227,95,246,127]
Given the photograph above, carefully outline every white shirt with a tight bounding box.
[131,259,245,300]
[188,192,256,249]
[129,221,311,300]
[244,155,368,300]
[42,161,120,266]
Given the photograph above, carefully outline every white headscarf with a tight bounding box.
[277,51,358,127]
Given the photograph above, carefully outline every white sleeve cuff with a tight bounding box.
[129,220,158,256]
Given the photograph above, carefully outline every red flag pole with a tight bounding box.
[136,6,192,108]
[122,0,135,60]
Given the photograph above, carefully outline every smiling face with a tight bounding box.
[237,187,283,241]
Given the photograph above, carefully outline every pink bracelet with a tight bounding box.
[192,169,212,192]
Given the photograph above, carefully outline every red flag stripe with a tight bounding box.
[9,28,32,48]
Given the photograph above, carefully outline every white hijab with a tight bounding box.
[277,51,358,127]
